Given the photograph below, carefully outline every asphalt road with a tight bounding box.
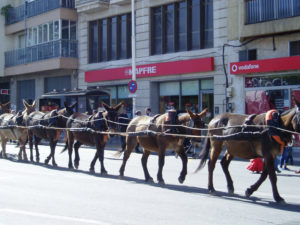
[0,143,300,225]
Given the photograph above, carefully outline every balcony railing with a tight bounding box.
[5,0,75,25]
[246,0,300,24]
[5,40,78,67]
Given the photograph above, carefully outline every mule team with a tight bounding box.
[0,99,299,204]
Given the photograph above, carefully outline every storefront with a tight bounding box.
[230,55,300,144]
[85,57,215,119]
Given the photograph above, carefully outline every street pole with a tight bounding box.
[131,0,136,117]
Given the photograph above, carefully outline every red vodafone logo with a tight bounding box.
[231,64,238,72]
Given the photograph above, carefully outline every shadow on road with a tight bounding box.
[2,153,300,212]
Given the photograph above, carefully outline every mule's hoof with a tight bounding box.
[44,160,49,165]
[245,188,252,198]
[158,180,165,185]
[89,168,95,173]
[52,163,58,168]
[101,171,108,176]
[178,177,185,184]
[275,197,286,205]
[228,188,234,196]
[145,177,154,183]
[74,164,79,170]
[208,189,216,196]
[119,175,124,179]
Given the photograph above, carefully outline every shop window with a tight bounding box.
[151,0,213,55]
[239,49,257,61]
[290,40,300,56]
[245,75,300,88]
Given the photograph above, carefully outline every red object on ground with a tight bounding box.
[246,158,264,173]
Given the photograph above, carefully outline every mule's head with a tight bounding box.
[55,101,77,127]
[0,101,10,114]
[22,99,37,119]
[186,108,207,140]
[291,100,300,133]
[102,102,123,133]
[15,111,24,126]
[92,111,108,132]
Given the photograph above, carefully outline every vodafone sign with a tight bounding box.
[85,57,214,82]
[230,55,300,75]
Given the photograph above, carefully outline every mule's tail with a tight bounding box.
[194,137,211,173]
[60,141,68,154]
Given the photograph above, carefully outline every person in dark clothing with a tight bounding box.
[266,111,285,153]
[118,109,130,152]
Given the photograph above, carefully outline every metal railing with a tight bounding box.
[5,0,75,25]
[246,0,300,24]
[5,40,78,67]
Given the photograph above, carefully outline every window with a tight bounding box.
[246,0,300,24]
[239,49,257,61]
[151,0,213,55]
[89,13,132,63]
[290,40,300,56]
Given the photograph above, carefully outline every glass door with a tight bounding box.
[201,91,214,124]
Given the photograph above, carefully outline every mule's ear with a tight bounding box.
[71,101,77,108]
[102,102,110,111]
[114,101,123,111]
[198,108,208,118]
[3,101,10,107]
[23,99,30,109]
[186,107,197,120]
[32,100,37,108]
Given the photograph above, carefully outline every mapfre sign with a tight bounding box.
[230,55,300,75]
[85,57,214,82]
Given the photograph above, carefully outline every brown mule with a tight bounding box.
[119,108,207,184]
[66,102,123,174]
[0,102,11,114]
[195,102,300,203]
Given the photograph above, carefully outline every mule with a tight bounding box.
[0,111,27,160]
[119,108,207,184]
[0,102,11,114]
[66,102,122,174]
[23,101,77,165]
[195,103,300,203]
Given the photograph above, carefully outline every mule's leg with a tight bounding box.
[220,151,234,195]
[50,140,58,167]
[97,143,107,175]
[178,148,188,184]
[157,149,166,185]
[119,137,136,178]
[74,141,82,169]
[28,133,34,162]
[207,141,223,194]
[20,143,28,162]
[67,132,74,169]
[245,165,268,199]
[141,149,153,182]
[89,150,99,173]
[1,139,7,159]
[34,136,41,163]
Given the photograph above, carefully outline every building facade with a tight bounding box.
[0,0,78,111]
[76,0,228,120]
[228,0,300,115]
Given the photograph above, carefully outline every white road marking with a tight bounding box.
[0,209,110,225]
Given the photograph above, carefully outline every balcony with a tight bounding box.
[75,0,109,13]
[5,40,78,68]
[5,0,75,25]
[246,0,300,24]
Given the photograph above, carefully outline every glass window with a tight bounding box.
[38,25,43,44]
[44,76,71,93]
[160,82,180,95]
[110,17,117,60]
[49,22,53,41]
[100,19,108,61]
[203,0,214,48]
[33,27,38,45]
[178,2,187,51]
[118,85,130,99]
[182,80,199,95]
[43,24,48,43]
[165,5,175,53]
[53,20,59,40]
[290,40,300,56]
[201,79,213,89]
[27,28,32,47]
[70,21,76,40]
[62,20,69,39]
[90,21,98,63]
[120,15,127,59]
[152,7,162,55]
[191,0,201,49]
